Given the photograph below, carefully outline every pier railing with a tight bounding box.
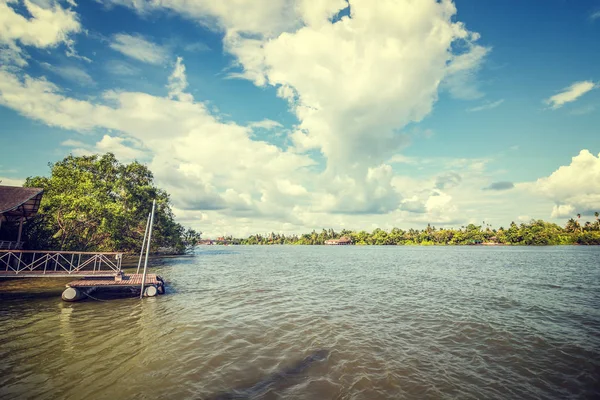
[0,250,123,277]
[0,241,24,250]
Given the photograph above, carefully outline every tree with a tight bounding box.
[23,153,199,253]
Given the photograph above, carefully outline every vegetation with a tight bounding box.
[233,218,600,246]
[19,153,201,253]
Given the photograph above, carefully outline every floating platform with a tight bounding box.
[62,273,165,301]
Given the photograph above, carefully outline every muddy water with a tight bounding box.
[1,246,599,399]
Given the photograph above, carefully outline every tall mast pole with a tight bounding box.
[140,200,156,299]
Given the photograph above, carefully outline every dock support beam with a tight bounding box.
[16,216,23,245]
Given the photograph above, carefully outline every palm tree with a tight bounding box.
[565,218,578,233]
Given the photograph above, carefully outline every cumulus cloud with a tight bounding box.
[0,63,315,229]
[107,1,487,168]
[483,181,514,191]
[1,1,514,234]
[109,33,168,64]
[98,0,490,216]
[0,0,82,66]
[533,150,600,217]
[545,81,597,109]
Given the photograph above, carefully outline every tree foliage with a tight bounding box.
[21,153,201,253]
[232,218,600,246]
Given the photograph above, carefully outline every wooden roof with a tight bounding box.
[0,185,44,221]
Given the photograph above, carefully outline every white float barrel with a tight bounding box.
[62,287,84,302]
[144,285,158,297]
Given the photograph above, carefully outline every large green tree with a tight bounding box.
[23,153,201,252]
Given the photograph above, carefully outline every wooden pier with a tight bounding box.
[1,187,166,302]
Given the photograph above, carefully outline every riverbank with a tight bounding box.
[231,220,600,246]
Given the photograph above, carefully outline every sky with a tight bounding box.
[0,0,599,237]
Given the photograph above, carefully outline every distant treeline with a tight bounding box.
[223,217,600,246]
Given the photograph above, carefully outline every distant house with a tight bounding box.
[324,236,352,245]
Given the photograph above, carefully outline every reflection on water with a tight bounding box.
[1,246,599,399]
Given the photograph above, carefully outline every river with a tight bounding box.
[1,246,599,399]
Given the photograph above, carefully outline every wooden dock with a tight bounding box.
[68,274,162,288]
[62,273,165,301]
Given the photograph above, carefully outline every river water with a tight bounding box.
[0,246,599,399]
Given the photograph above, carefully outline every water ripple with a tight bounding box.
[1,246,599,399]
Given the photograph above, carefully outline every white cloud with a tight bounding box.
[4,1,547,236]
[545,81,597,109]
[166,57,193,102]
[467,99,504,112]
[0,64,316,232]
[532,150,600,217]
[109,33,168,64]
[443,43,489,100]
[0,0,82,66]
[95,135,146,161]
[107,0,488,170]
[40,62,95,86]
[249,119,283,130]
[99,0,490,216]
[591,11,600,21]
[237,2,485,175]
[105,0,300,36]
[388,154,417,164]
[61,135,146,162]
[0,176,25,186]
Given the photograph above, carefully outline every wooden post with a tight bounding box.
[16,216,23,246]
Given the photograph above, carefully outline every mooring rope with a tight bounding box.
[82,291,108,302]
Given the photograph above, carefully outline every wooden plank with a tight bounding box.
[67,274,160,287]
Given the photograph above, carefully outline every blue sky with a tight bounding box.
[0,0,599,236]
